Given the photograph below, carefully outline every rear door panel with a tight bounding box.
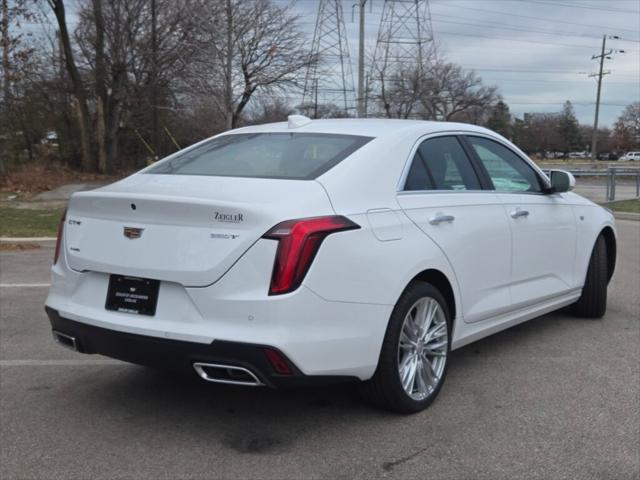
[399,192,512,323]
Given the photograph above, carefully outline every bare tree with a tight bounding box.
[92,0,107,172]
[613,102,640,151]
[297,101,352,119]
[1,0,40,174]
[366,45,435,119]
[1,0,11,175]
[372,65,425,119]
[248,97,294,124]
[47,0,93,171]
[419,62,499,121]
[74,0,194,169]
[187,0,313,129]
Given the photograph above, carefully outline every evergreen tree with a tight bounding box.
[486,100,511,138]
[558,101,582,153]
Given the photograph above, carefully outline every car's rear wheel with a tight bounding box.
[571,235,608,318]
[361,282,451,413]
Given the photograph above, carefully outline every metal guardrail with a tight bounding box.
[542,166,640,201]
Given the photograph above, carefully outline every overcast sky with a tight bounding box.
[23,0,640,127]
[278,0,640,127]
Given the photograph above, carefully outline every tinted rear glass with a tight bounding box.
[146,133,373,180]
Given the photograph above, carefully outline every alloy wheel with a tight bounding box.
[397,296,448,401]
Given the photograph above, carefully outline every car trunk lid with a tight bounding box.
[64,174,334,287]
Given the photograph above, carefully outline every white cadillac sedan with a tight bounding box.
[45,117,616,413]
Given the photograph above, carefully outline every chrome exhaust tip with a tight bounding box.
[52,330,79,351]
[193,362,264,387]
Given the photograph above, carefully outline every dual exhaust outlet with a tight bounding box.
[192,362,264,386]
[52,330,79,351]
[52,330,264,387]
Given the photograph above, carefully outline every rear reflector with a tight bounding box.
[54,209,67,265]
[262,215,359,295]
[263,348,293,375]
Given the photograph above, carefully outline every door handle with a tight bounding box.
[429,214,455,225]
[510,209,530,219]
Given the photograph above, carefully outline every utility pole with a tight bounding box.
[357,1,366,117]
[225,0,233,129]
[150,0,159,159]
[589,35,624,157]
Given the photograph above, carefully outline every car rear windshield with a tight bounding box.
[146,132,373,180]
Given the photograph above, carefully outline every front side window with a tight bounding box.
[404,136,481,191]
[147,133,372,180]
[466,136,542,192]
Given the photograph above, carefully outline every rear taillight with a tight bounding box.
[53,209,66,265]
[262,215,360,295]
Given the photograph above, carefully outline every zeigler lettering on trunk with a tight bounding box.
[214,212,244,223]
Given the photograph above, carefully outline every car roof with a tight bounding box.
[232,118,495,138]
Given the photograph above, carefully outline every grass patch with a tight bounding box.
[0,207,66,237]
[603,198,640,214]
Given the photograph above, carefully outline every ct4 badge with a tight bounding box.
[210,233,240,240]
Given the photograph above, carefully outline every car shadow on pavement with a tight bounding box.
[55,310,591,454]
[73,363,395,455]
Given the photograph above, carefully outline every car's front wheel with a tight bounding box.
[361,281,451,413]
[571,235,608,318]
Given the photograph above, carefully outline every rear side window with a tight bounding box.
[466,136,542,192]
[404,136,481,191]
[404,153,434,190]
[147,133,373,180]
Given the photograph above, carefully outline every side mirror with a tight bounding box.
[548,170,575,193]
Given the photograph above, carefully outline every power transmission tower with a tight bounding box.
[302,0,356,117]
[589,35,625,157]
[366,0,434,117]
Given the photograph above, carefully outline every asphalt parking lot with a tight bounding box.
[1,220,639,480]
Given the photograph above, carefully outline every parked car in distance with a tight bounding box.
[45,117,617,413]
[568,151,590,159]
[619,151,640,161]
[597,152,619,161]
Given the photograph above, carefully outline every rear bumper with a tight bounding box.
[47,235,393,380]
[46,307,358,388]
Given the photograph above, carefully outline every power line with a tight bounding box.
[299,13,640,44]
[466,67,639,77]
[431,13,640,43]
[524,0,640,14]
[433,29,638,51]
[507,102,633,106]
[429,1,640,34]
[482,78,637,85]
[193,91,636,108]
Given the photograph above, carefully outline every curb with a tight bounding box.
[613,212,640,222]
[0,237,57,242]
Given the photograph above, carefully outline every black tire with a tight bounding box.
[360,281,451,414]
[571,235,608,318]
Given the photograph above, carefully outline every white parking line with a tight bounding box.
[0,359,123,366]
[0,283,50,288]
